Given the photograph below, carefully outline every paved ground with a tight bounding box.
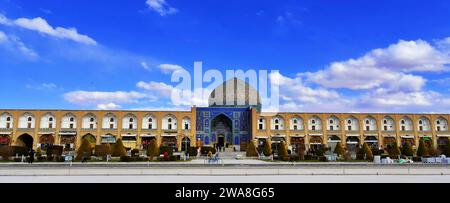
[1,175,450,183]
[2,160,450,183]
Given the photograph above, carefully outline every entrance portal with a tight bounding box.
[17,134,34,149]
[211,114,232,148]
[218,135,225,148]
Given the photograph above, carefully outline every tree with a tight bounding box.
[334,142,345,158]
[388,142,401,159]
[146,140,159,161]
[246,140,258,157]
[263,140,272,156]
[444,141,450,157]
[362,143,373,161]
[428,144,441,157]
[416,140,428,157]
[402,142,414,157]
[76,138,92,160]
[111,138,127,157]
[278,141,288,158]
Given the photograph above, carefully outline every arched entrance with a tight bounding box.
[82,134,97,148]
[211,114,232,150]
[181,137,191,152]
[17,134,34,149]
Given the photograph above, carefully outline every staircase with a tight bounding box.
[216,148,246,160]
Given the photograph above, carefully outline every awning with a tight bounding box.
[140,134,156,138]
[0,132,12,135]
[309,134,323,136]
[419,135,432,138]
[437,134,450,137]
[346,134,360,137]
[121,134,137,137]
[101,135,115,137]
[364,140,379,143]
[39,132,56,135]
[59,132,76,136]
[401,136,415,139]
[272,135,286,138]
[255,136,269,139]
[347,141,359,144]
[290,135,305,138]
[162,134,177,137]
[364,134,378,136]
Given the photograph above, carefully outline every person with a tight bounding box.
[28,149,35,164]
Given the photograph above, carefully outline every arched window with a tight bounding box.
[258,118,265,130]
[436,117,448,132]
[399,117,413,131]
[382,116,395,131]
[417,117,430,132]
[290,117,303,131]
[271,116,284,130]
[143,114,157,130]
[327,116,340,131]
[364,117,377,131]
[82,114,97,129]
[163,115,177,130]
[309,116,322,131]
[345,116,359,131]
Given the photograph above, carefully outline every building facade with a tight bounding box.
[0,79,449,153]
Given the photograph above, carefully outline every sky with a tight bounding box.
[0,0,449,113]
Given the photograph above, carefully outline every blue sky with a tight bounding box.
[0,0,449,113]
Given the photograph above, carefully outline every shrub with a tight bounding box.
[428,145,441,157]
[131,149,140,157]
[334,142,345,158]
[47,146,64,161]
[160,146,174,156]
[95,144,111,159]
[278,141,288,159]
[147,140,159,161]
[76,138,92,160]
[188,147,199,157]
[36,148,43,161]
[344,152,352,161]
[245,141,258,157]
[402,142,414,157]
[362,143,374,161]
[416,140,429,157]
[0,146,13,161]
[111,139,127,157]
[12,146,28,156]
[387,142,401,159]
[444,141,450,157]
[263,140,272,156]
[201,146,216,155]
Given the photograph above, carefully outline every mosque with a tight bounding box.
[0,78,449,154]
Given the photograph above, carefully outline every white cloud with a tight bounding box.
[306,39,447,92]
[26,83,57,90]
[158,64,185,74]
[146,0,178,16]
[0,14,97,45]
[270,72,341,104]
[141,62,150,70]
[0,30,38,58]
[0,31,7,43]
[137,81,174,97]
[64,91,146,106]
[97,103,121,110]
